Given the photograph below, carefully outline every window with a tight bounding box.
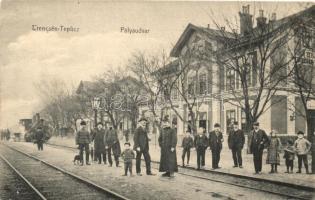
[226,68,235,90]
[199,74,207,95]
[226,110,236,133]
[171,88,178,100]
[188,77,195,96]
[244,62,252,86]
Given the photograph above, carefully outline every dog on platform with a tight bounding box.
[73,155,81,165]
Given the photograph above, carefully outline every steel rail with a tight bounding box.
[2,143,131,200]
[47,142,315,200]
[0,153,47,200]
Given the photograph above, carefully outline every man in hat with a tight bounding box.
[249,122,268,174]
[104,124,121,167]
[133,117,155,176]
[294,131,311,174]
[34,126,45,151]
[76,121,91,165]
[209,123,224,169]
[91,122,107,164]
[158,115,178,177]
[228,121,245,168]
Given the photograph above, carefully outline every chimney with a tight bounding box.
[269,12,276,23]
[239,5,253,36]
[256,9,267,28]
[207,24,210,29]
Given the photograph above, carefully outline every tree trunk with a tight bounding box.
[307,118,315,174]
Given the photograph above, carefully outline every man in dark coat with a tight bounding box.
[228,121,245,168]
[76,121,91,165]
[208,123,224,169]
[250,122,269,174]
[104,125,121,167]
[91,122,106,164]
[133,118,154,176]
[34,127,45,151]
[194,127,208,170]
[159,117,178,177]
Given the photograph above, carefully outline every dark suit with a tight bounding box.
[104,129,120,166]
[133,126,152,174]
[91,128,106,164]
[194,134,208,169]
[250,129,269,173]
[208,131,223,168]
[34,130,45,151]
[228,129,245,167]
[76,129,91,164]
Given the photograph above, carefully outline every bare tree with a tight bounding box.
[209,6,313,136]
[286,19,315,172]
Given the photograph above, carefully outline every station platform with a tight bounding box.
[1,141,299,200]
[48,136,315,190]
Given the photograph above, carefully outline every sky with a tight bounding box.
[0,0,312,130]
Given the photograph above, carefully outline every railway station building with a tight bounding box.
[139,5,315,136]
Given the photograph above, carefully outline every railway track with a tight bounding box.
[46,142,315,200]
[0,153,43,200]
[0,144,131,200]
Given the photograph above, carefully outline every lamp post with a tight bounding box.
[91,97,101,128]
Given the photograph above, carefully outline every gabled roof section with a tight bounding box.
[219,5,315,53]
[170,23,236,57]
[76,80,98,95]
[152,59,179,77]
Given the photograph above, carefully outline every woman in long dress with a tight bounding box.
[266,130,282,173]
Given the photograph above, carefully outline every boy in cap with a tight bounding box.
[294,131,311,174]
[121,142,135,176]
[209,123,224,169]
[75,121,91,165]
[181,130,194,167]
[283,139,295,173]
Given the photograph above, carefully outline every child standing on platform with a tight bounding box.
[283,140,295,173]
[121,142,135,176]
[294,131,311,174]
[194,127,208,170]
[181,130,194,167]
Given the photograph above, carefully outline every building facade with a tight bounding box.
[139,5,315,136]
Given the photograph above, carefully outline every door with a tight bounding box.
[308,109,315,135]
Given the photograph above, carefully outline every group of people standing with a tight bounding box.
[181,121,312,175]
[75,121,121,166]
[75,117,312,177]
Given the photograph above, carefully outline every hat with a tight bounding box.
[97,122,103,126]
[37,126,42,129]
[297,131,304,135]
[80,121,87,125]
[214,123,220,128]
[124,142,131,146]
[138,117,147,122]
[253,122,259,126]
[233,121,239,125]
